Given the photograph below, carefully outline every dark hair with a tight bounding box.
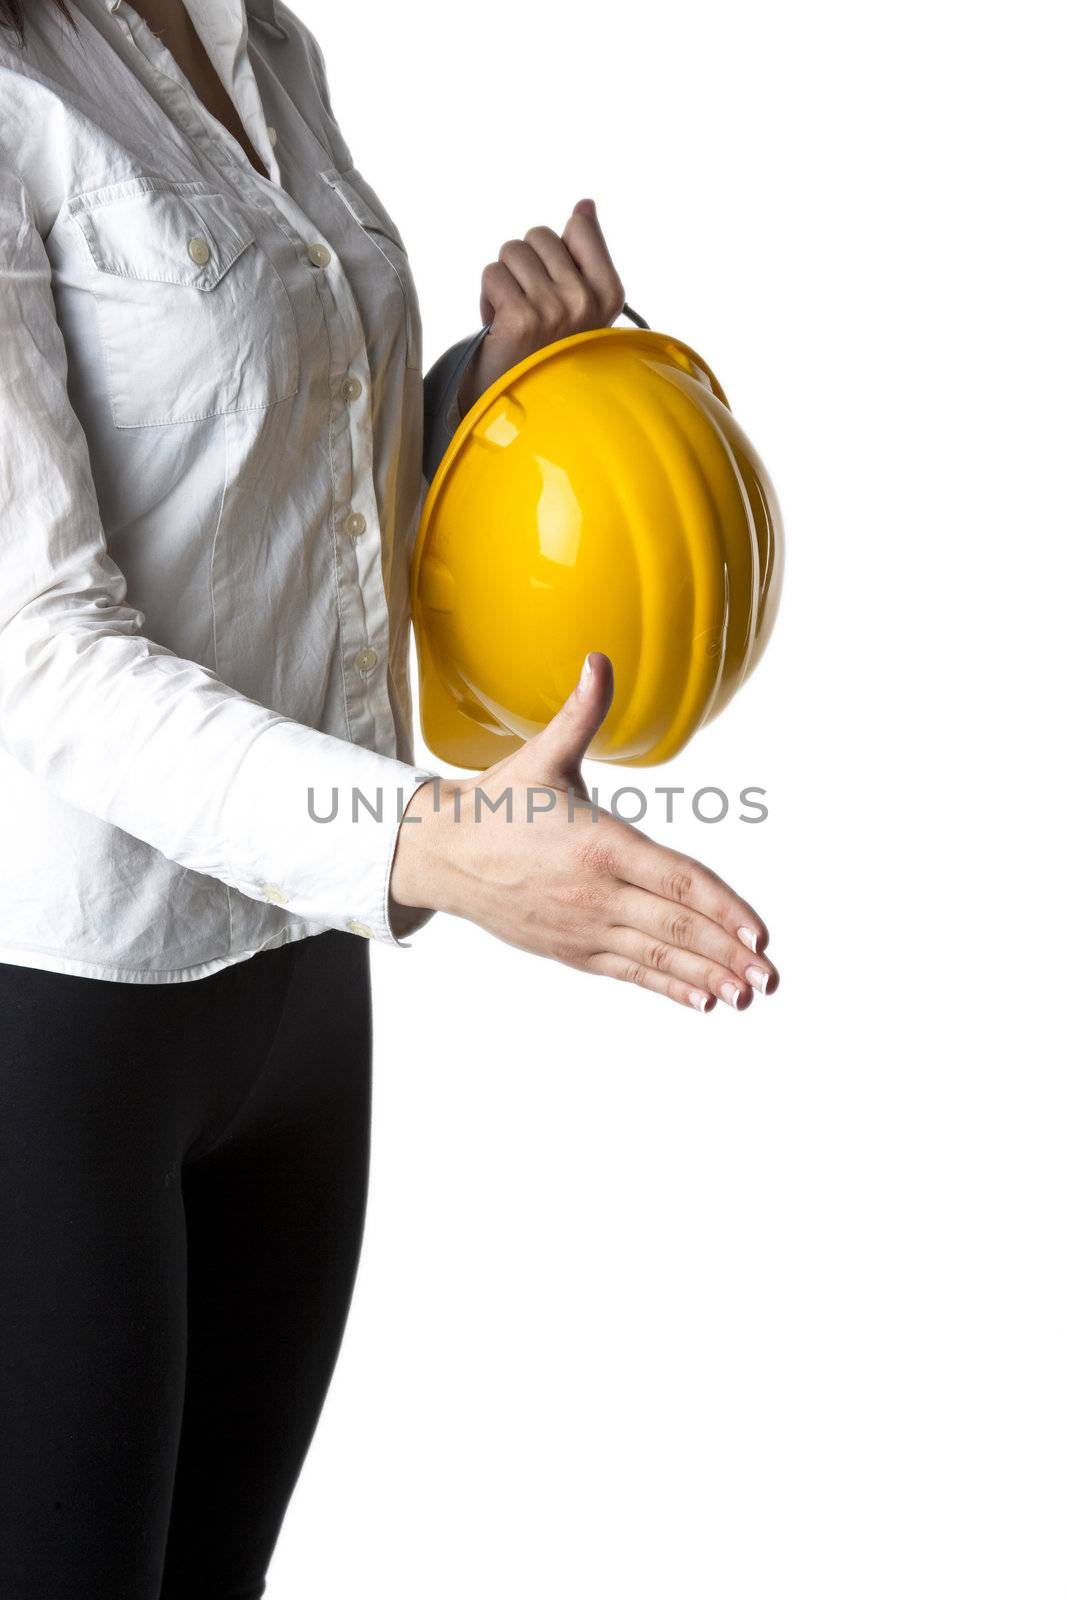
[1,0,78,47]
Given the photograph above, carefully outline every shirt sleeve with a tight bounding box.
[0,166,436,947]
[444,384,465,437]
[422,326,490,489]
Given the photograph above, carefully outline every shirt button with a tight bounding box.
[355,646,378,673]
[187,235,211,266]
[260,883,290,906]
[266,124,278,146]
[346,919,372,938]
[307,241,332,268]
[341,375,362,402]
[342,510,366,539]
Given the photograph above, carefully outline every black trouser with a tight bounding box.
[0,929,372,1600]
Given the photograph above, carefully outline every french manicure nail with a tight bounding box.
[688,990,713,1013]
[745,965,769,995]
[578,653,593,696]
[721,982,742,1009]
[738,926,759,953]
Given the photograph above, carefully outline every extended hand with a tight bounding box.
[390,655,778,1014]
[456,198,627,414]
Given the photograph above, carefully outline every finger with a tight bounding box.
[585,950,717,1014]
[498,239,566,321]
[560,200,626,322]
[610,885,778,995]
[521,225,581,285]
[605,925,755,1010]
[619,837,771,954]
[519,651,614,787]
[521,226,601,329]
[478,259,539,339]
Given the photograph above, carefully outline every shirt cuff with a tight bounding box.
[217,716,438,947]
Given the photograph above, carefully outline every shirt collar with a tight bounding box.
[245,0,279,28]
[103,0,280,29]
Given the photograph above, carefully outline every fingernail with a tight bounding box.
[578,653,594,697]
[721,982,743,1009]
[738,926,759,953]
[745,965,769,995]
[688,990,713,1013]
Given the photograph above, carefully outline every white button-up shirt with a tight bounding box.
[0,0,445,981]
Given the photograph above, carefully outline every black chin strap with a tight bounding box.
[620,301,649,329]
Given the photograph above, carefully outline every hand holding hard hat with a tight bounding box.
[414,201,783,770]
[454,199,628,416]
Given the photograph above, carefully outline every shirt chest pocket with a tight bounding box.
[68,180,300,427]
[322,166,421,371]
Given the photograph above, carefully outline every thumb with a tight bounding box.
[521,651,614,785]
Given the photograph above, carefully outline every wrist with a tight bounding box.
[389,776,464,915]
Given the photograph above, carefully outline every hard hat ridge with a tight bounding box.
[413,318,782,769]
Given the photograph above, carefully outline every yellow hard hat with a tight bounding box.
[412,313,782,769]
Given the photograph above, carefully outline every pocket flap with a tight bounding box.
[324,166,407,252]
[68,180,254,290]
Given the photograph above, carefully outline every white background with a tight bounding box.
[273,3,1066,1595]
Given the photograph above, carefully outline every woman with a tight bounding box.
[0,0,778,1593]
